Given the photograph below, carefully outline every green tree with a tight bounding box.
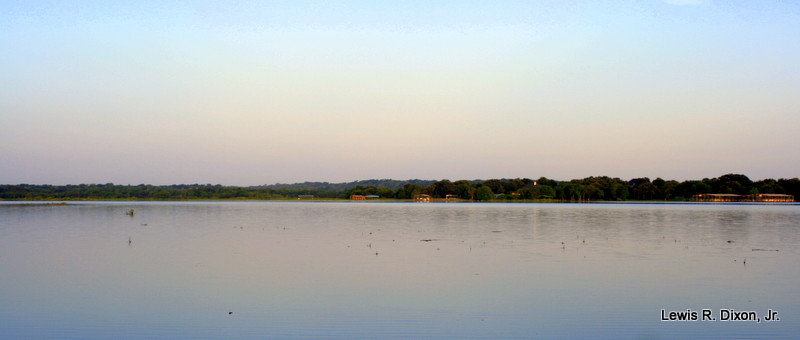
[537,185,556,198]
[375,187,395,198]
[483,179,504,194]
[754,179,781,194]
[535,177,558,187]
[777,178,800,201]
[395,183,424,199]
[427,180,456,198]
[710,174,753,195]
[454,180,474,200]
[475,186,494,201]
[629,178,657,200]
[675,180,711,199]
[518,188,535,199]
[662,180,679,200]
[502,179,525,194]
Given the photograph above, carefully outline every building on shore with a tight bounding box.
[693,193,794,202]
[693,194,742,202]
[746,193,794,202]
[413,194,431,202]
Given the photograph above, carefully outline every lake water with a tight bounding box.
[1,201,798,339]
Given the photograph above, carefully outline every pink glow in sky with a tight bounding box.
[2,1,798,185]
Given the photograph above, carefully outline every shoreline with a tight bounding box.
[2,199,797,206]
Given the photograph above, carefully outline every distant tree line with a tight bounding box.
[0,184,307,200]
[342,174,798,202]
[257,179,436,191]
[1,174,798,201]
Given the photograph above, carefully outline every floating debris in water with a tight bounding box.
[727,240,734,243]
[752,249,779,252]
[125,209,134,217]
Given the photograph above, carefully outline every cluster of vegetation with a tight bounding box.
[1,174,797,202]
[0,184,296,200]
[345,174,799,202]
[257,179,436,191]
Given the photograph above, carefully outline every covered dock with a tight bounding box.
[693,194,742,202]
[746,194,794,202]
[693,193,795,202]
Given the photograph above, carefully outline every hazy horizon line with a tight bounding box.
[3,173,796,187]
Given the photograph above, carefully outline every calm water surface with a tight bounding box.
[1,202,798,339]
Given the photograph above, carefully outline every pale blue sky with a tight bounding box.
[2,1,799,185]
